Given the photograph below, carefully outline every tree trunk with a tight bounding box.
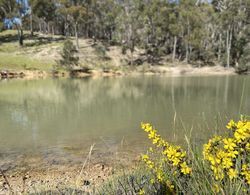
[64,22,67,37]
[131,50,134,66]
[226,29,230,67]
[75,22,79,50]
[64,19,69,37]
[218,33,222,62]
[226,27,232,68]
[17,27,24,46]
[52,25,55,35]
[185,42,189,62]
[86,6,89,38]
[172,36,177,61]
[30,8,33,36]
[109,29,112,42]
[43,21,46,34]
[185,19,190,63]
[39,22,42,33]
[47,22,50,34]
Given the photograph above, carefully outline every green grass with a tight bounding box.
[0,30,62,71]
[0,53,54,70]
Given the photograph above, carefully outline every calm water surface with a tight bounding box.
[0,75,249,169]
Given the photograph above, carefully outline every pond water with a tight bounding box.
[0,75,249,170]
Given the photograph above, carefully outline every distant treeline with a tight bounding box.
[0,0,250,68]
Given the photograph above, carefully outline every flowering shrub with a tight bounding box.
[141,123,192,193]
[203,118,250,185]
[140,117,250,194]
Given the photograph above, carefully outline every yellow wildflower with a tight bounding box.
[172,157,180,166]
[246,175,250,185]
[166,146,176,158]
[214,169,224,181]
[222,157,233,169]
[141,123,151,132]
[166,180,175,191]
[142,154,149,161]
[241,164,250,184]
[236,120,245,129]
[148,130,157,139]
[181,151,186,158]
[216,150,226,160]
[212,136,222,142]
[156,170,163,182]
[213,184,220,193]
[234,131,245,143]
[226,120,236,130]
[138,189,145,195]
[227,150,238,158]
[147,160,154,169]
[208,156,220,165]
[227,168,238,180]
[246,143,250,151]
[223,138,236,151]
[152,136,160,145]
[180,162,192,175]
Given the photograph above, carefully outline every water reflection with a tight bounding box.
[0,76,249,167]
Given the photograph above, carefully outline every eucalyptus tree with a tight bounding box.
[140,0,167,63]
[92,0,120,41]
[167,2,182,60]
[32,0,56,34]
[117,0,144,65]
[212,0,250,67]
[0,0,30,45]
[66,4,87,50]
[57,0,89,50]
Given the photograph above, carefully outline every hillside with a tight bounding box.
[0,30,237,78]
[0,30,138,70]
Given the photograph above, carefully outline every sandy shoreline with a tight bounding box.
[0,144,140,194]
[0,150,139,194]
[0,65,239,80]
[0,163,114,194]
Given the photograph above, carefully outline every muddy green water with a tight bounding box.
[0,75,249,169]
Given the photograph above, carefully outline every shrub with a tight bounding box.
[239,43,250,69]
[59,39,79,69]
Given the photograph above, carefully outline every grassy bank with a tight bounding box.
[0,30,129,72]
[0,30,60,71]
[0,30,238,79]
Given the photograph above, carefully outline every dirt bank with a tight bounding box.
[0,145,140,194]
[0,65,238,80]
[0,163,114,194]
[142,65,237,76]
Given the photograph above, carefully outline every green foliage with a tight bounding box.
[32,0,56,23]
[239,43,250,68]
[59,39,79,69]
